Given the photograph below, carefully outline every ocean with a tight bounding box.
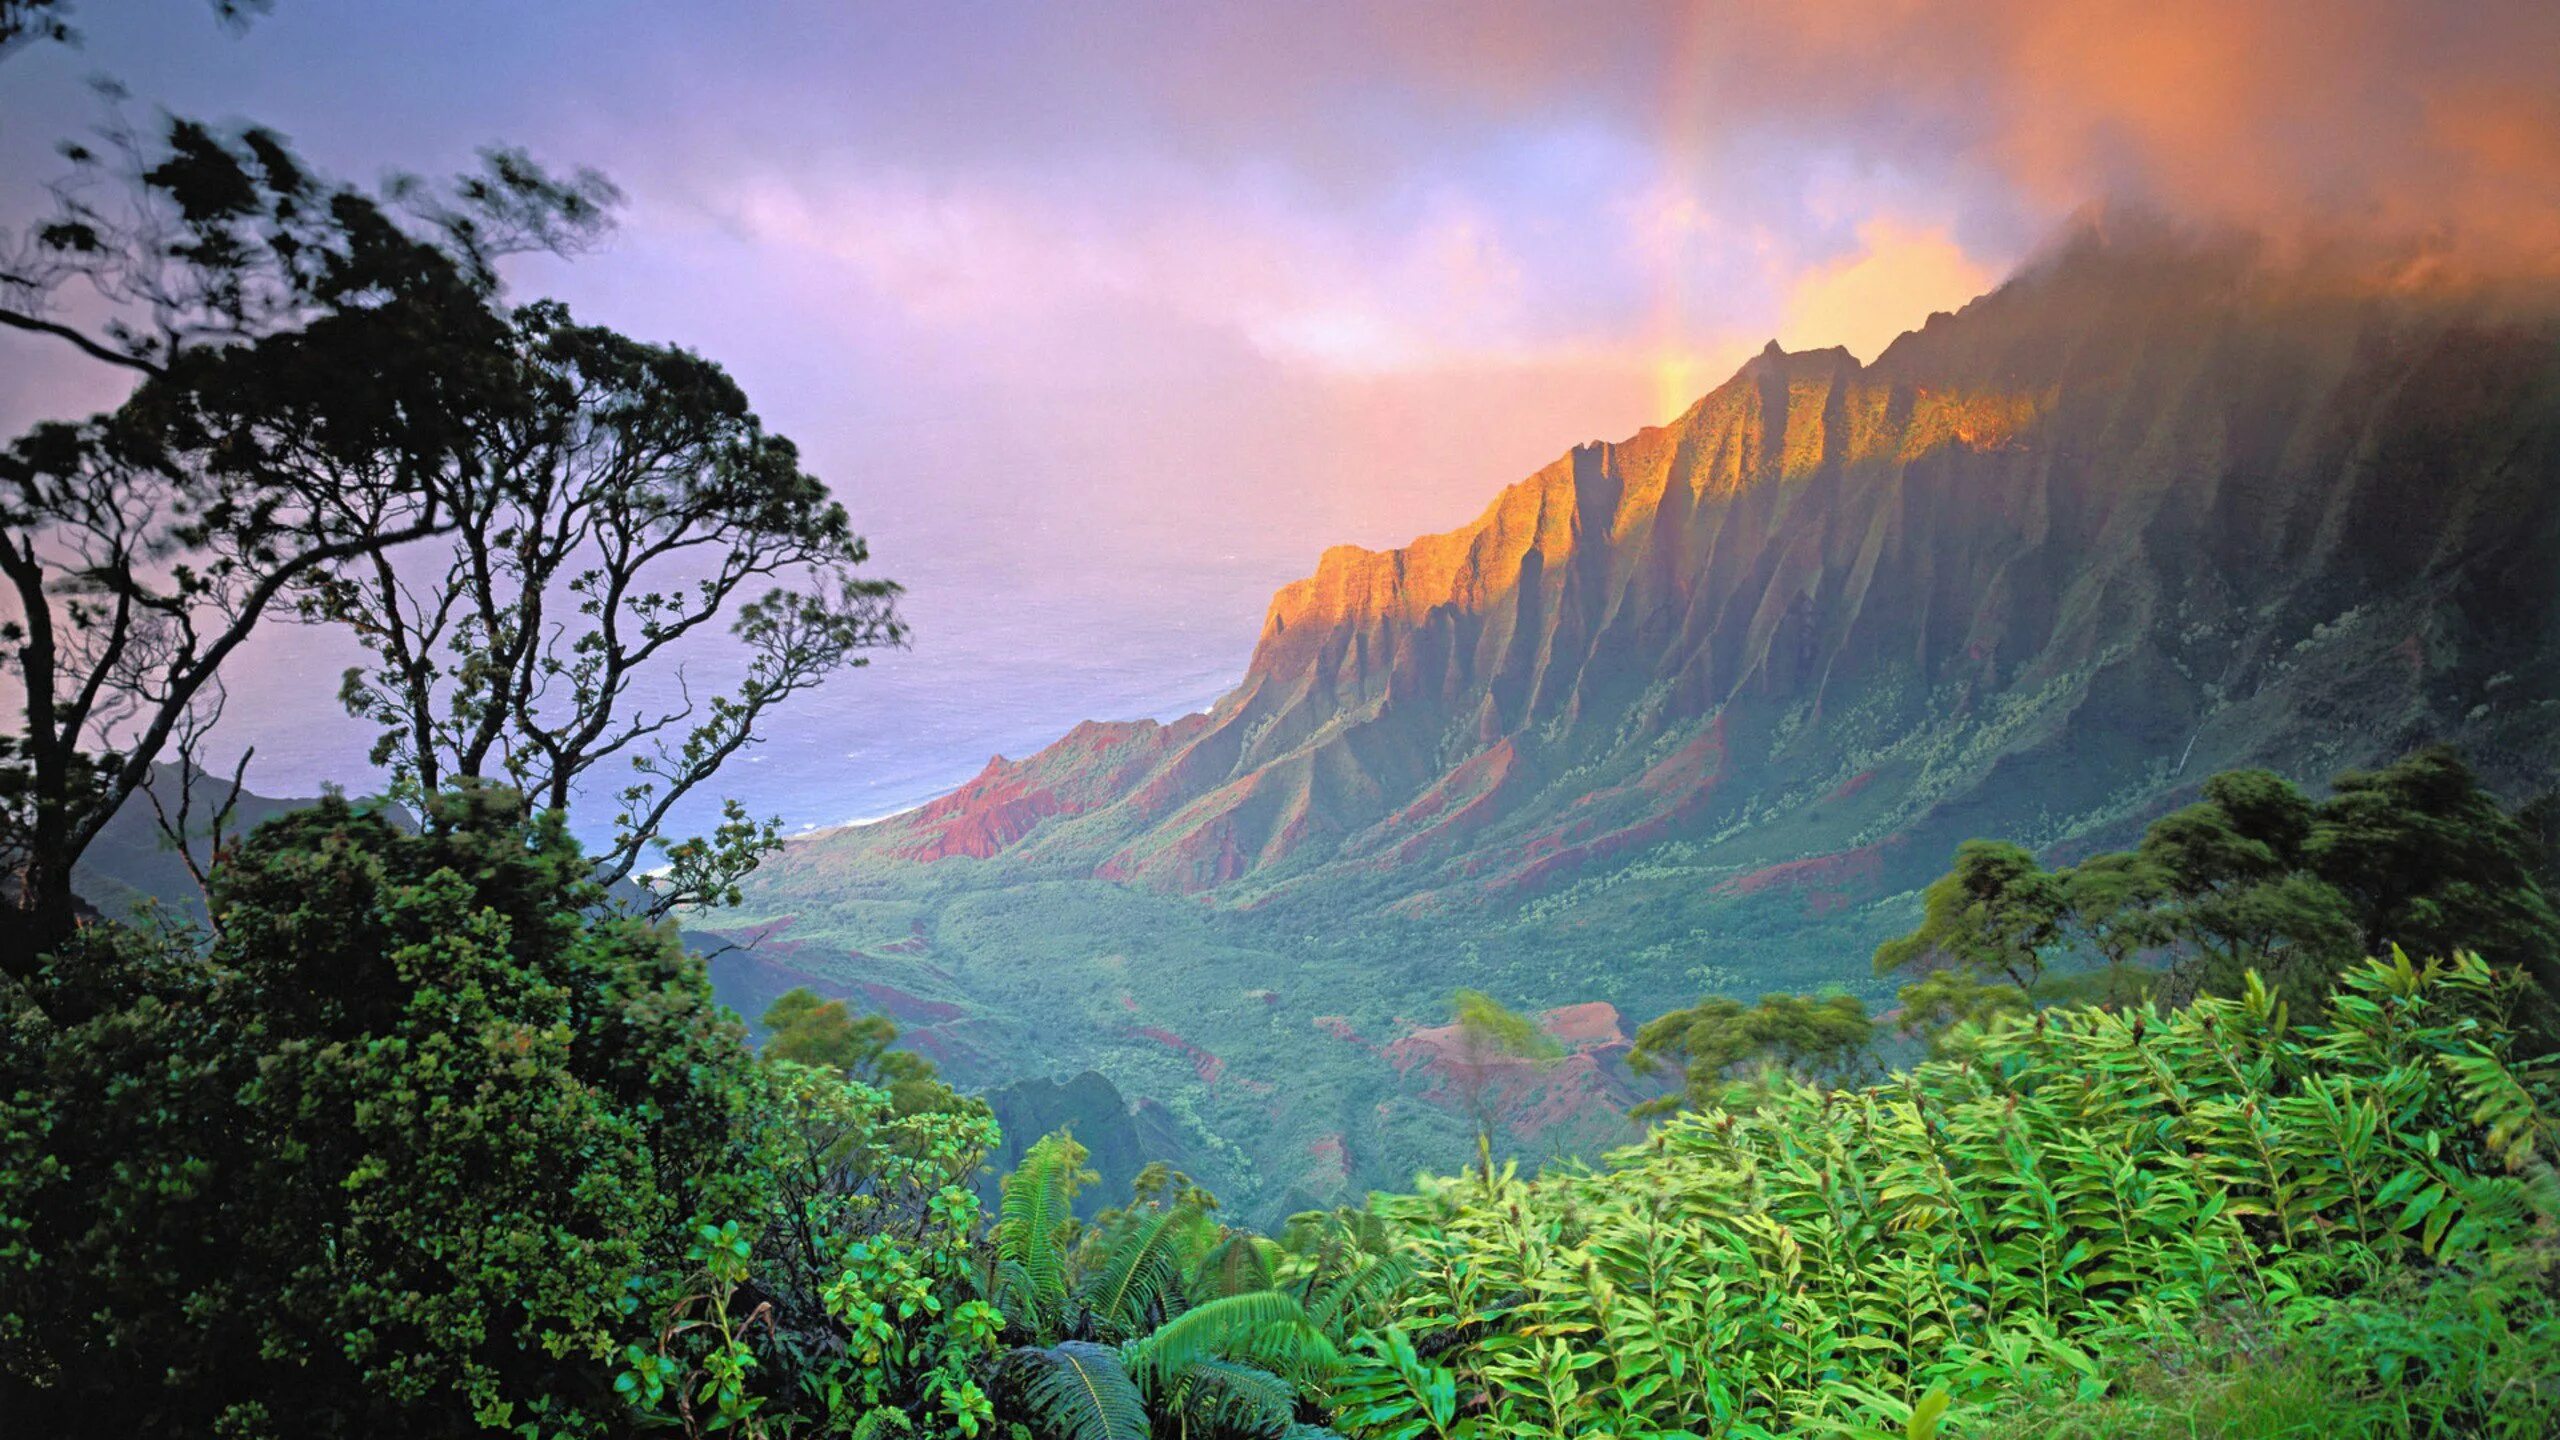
[205,546,1282,852]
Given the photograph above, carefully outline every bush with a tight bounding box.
[1334,952,2560,1438]
[0,787,771,1437]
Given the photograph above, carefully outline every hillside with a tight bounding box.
[70,768,417,924]
[710,221,2560,1213]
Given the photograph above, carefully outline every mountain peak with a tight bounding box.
[743,241,2560,1210]
[789,248,2560,910]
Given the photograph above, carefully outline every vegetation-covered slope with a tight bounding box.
[784,223,2560,908]
[19,778,2559,1437]
[715,223,2560,1210]
[1337,952,2560,1439]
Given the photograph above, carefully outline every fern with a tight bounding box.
[1002,1341,1149,1440]
[1130,1291,1339,1391]
[1307,1254,1412,1341]
[1156,1356,1299,1438]
[988,1139,1360,1438]
[1196,1230,1279,1303]
[1328,952,2560,1438]
[998,1134,1091,1332]
[1077,1206,1196,1340]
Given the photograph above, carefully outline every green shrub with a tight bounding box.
[622,1058,1008,1437]
[1333,952,2560,1438]
[0,787,771,1437]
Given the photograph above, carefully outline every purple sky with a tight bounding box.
[6,0,2554,832]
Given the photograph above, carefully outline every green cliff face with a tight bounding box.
[711,224,2560,1214]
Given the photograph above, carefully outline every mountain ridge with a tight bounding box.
[772,228,2559,915]
[718,224,2560,1209]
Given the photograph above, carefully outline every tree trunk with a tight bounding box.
[2,863,80,983]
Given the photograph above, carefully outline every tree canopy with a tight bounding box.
[1444,989,1562,1181]
[0,787,772,1435]
[761,985,960,1117]
[1867,746,2560,1042]
[303,300,903,917]
[0,113,614,972]
[1627,990,1873,1117]
[3,110,897,971]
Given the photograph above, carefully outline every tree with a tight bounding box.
[2060,849,2170,972]
[1445,989,1564,1184]
[2519,790,2560,899]
[2135,769,2358,994]
[762,986,955,1115]
[1628,991,1873,1117]
[299,302,902,917]
[1875,751,2560,1026]
[1888,965,2032,1054]
[0,786,772,1436]
[0,0,267,57]
[1869,840,2066,1047]
[2309,745,2560,999]
[1,112,614,976]
[1873,840,2067,992]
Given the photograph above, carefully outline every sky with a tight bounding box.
[4,0,2557,835]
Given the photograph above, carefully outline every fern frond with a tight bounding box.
[999,1132,1092,1332]
[1308,1254,1412,1340]
[1001,1341,1148,1440]
[1158,1356,1297,1438]
[1195,1230,1278,1302]
[1129,1291,1339,1390]
[992,1256,1041,1332]
[1078,1206,1194,1340]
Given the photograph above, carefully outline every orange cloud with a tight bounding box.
[1778,219,2000,362]
[1725,0,2560,281]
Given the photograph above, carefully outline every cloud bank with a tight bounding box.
[2,0,2550,823]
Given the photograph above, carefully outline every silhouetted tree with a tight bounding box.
[1,114,611,978]
[299,302,902,916]
[0,0,268,58]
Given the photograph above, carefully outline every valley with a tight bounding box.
[704,223,2560,1212]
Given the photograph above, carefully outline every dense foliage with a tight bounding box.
[9,754,2560,1438]
[1331,952,2560,1438]
[0,787,773,1435]
[1871,748,2560,1041]
[21,17,2551,1439]
[626,1049,1003,1437]
[981,1134,1402,1440]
